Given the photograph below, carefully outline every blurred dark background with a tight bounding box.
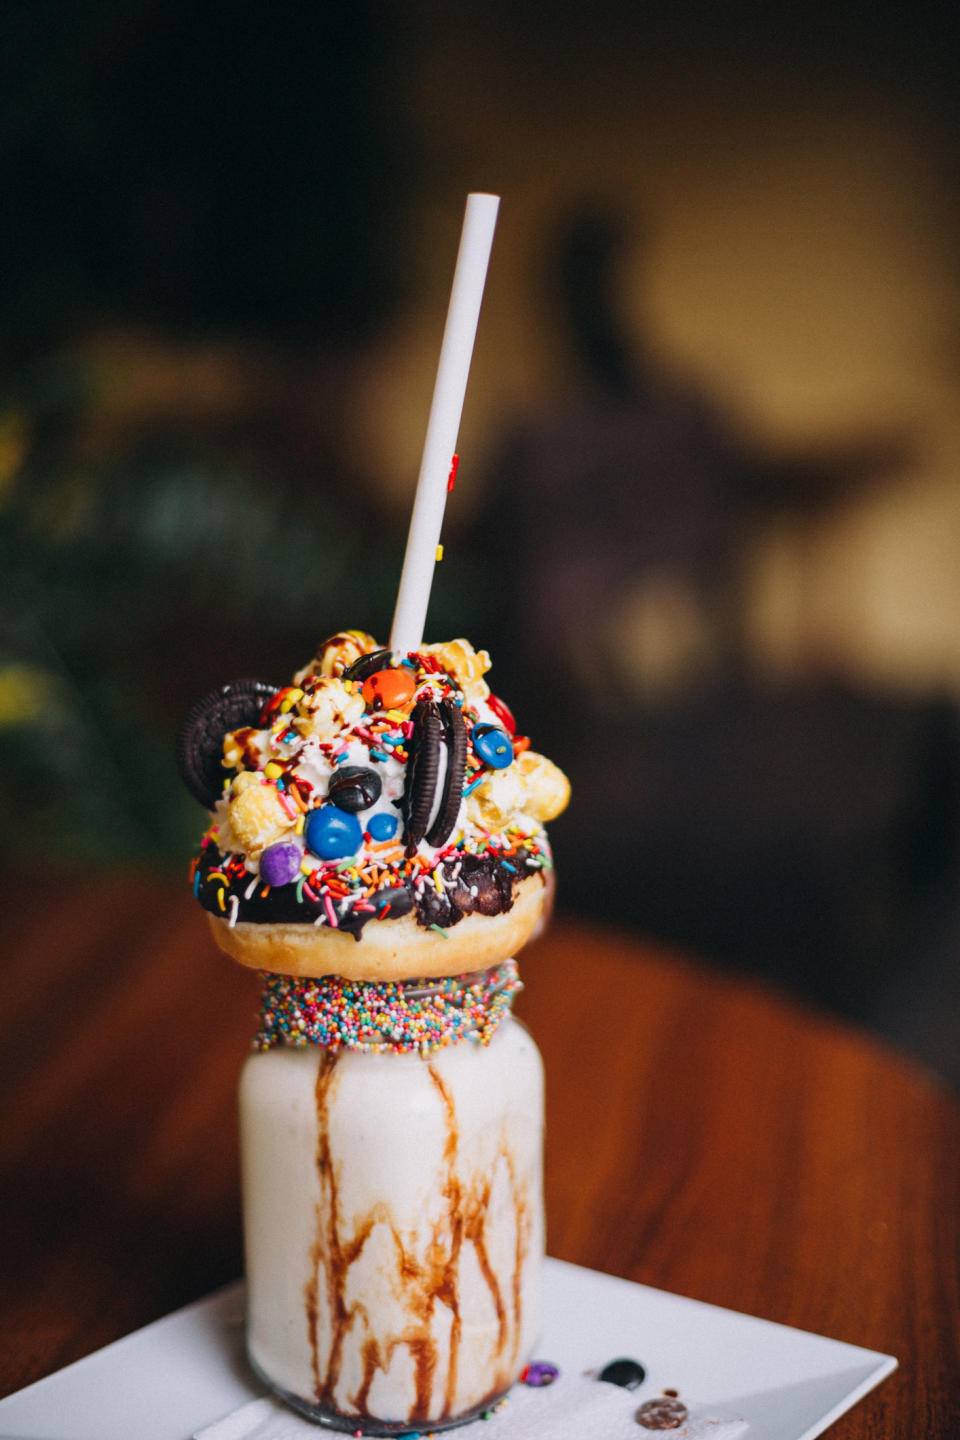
[3,0,960,1083]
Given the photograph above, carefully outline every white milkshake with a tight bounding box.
[178,633,569,1431]
[239,1011,545,1431]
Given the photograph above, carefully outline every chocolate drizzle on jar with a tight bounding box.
[303,1045,534,1428]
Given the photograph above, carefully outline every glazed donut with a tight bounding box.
[208,870,551,982]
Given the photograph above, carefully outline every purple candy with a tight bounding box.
[260,841,303,887]
[521,1361,559,1387]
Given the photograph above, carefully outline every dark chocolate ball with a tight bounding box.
[327,765,382,813]
[598,1357,646,1390]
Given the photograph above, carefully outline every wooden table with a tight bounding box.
[1,874,957,1435]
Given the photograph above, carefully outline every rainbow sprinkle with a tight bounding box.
[254,961,522,1055]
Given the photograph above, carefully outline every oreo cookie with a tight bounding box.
[177,679,277,809]
[403,699,442,852]
[426,697,467,847]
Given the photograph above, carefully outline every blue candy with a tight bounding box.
[305,806,363,860]
[472,723,514,769]
[367,811,398,841]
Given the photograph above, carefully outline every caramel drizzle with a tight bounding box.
[504,1142,532,1369]
[305,1050,347,1404]
[428,1065,464,1416]
[305,1051,532,1424]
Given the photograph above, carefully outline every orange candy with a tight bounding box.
[361,667,417,711]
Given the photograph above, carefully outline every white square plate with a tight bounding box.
[0,1257,895,1440]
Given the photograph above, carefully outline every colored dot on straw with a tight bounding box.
[435,544,444,562]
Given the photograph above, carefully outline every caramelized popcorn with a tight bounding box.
[422,638,492,700]
[295,630,378,683]
[292,676,365,743]
[513,750,570,823]
[466,748,570,829]
[227,779,294,858]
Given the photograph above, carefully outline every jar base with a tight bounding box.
[247,1350,513,1435]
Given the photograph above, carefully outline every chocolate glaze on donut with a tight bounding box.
[194,838,538,942]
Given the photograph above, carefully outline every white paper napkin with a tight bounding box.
[194,1376,748,1440]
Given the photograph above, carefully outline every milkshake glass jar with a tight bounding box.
[238,962,545,1433]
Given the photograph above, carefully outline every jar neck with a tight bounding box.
[253,960,522,1056]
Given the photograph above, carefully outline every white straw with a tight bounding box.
[389,192,500,655]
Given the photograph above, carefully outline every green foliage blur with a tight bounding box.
[0,347,496,870]
[0,2,427,870]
